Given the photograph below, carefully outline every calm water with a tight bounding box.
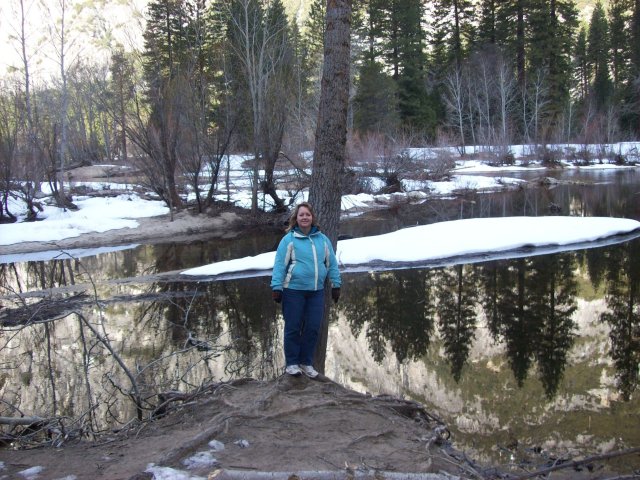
[1,168,639,472]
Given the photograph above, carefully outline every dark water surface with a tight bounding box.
[1,168,639,472]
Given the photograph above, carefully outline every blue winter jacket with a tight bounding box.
[271,226,342,292]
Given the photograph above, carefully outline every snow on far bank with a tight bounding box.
[1,143,638,260]
[181,216,640,278]
[0,194,169,247]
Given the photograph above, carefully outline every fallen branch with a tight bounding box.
[0,416,47,426]
[512,446,640,479]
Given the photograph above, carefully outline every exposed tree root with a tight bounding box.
[208,469,462,480]
[509,446,640,479]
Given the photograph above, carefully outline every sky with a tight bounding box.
[0,0,147,78]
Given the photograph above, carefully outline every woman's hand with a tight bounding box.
[272,290,282,303]
[331,288,340,304]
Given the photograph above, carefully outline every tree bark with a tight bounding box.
[309,0,351,373]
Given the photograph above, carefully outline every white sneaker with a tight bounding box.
[299,365,319,378]
[285,365,302,376]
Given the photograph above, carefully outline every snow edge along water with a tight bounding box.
[180,216,640,280]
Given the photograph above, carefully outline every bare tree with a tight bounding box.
[470,49,495,148]
[496,58,516,153]
[0,80,19,223]
[224,0,291,215]
[43,0,81,210]
[443,62,467,155]
[126,73,186,215]
[522,68,550,149]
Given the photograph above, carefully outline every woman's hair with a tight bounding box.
[286,202,319,232]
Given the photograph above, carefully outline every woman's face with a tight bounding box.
[296,206,313,230]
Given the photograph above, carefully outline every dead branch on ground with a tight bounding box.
[510,446,640,479]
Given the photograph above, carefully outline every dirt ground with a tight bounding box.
[1,376,488,480]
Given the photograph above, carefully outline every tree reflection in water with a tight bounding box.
[597,238,640,400]
[338,240,638,401]
[1,238,639,454]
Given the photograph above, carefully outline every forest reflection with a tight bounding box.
[0,237,638,439]
[340,237,639,400]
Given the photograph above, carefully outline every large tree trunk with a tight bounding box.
[309,0,351,373]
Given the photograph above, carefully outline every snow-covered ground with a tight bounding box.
[182,216,640,278]
[1,143,639,268]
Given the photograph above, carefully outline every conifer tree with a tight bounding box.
[143,0,188,89]
[527,0,578,123]
[588,2,613,109]
[430,0,475,69]
[353,60,400,133]
[573,25,589,101]
[609,0,639,135]
[356,0,438,133]
[476,0,498,45]
[631,0,640,80]
[302,0,325,68]
[609,0,631,91]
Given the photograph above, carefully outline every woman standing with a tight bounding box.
[271,202,342,378]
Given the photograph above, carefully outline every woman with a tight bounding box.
[271,202,341,378]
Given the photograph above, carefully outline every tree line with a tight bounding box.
[1,0,639,223]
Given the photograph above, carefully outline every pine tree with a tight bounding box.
[573,25,589,101]
[609,0,639,135]
[353,60,400,133]
[588,2,613,109]
[476,0,498,45]
[309,0,351,372]
[632,0,640,79]
[473,1,525,87]
[396,0,438,132]
[430,0,475,69]
[356,0,438,133]
[626,0,640,135]
[609,0,631,90]
[303,0,325,63]
[143,0,188,90]
[527,0,578,122]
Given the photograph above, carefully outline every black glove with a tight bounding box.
[331,288,341,304]
[272,290,282,303]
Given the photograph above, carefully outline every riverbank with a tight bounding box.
[0,207,245,257]
[3,373,630,479]
[2,376,485,480]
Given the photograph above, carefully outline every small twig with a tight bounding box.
[76,312,144,420]
[438,448,486,480]
[347,430,394,447]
